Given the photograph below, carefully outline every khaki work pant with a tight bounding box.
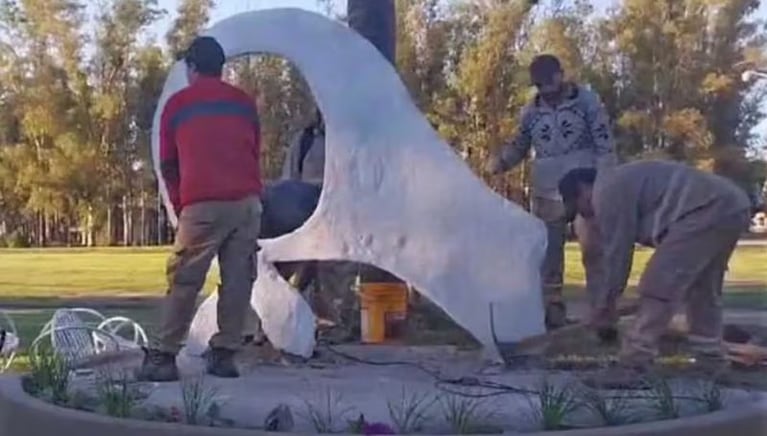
[156,196,262,354]
[621,210,750,364]
[532,197,604,306]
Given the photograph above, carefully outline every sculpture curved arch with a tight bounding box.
[152,8,547,358]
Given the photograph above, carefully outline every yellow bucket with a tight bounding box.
[359,282,408,344]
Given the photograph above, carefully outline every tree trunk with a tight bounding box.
[38,212,45,247]
[86,207,95,247]
[347,0,396,65]
[45,214,52,245]
[157,194,162,245]
[106,206,114,247]
[140,192,147,246]
[122,194,130,246]
[348,0,401,284]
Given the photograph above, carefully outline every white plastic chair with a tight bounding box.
[32,308,148,367]
[0,311,19,372]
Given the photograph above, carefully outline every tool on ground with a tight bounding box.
[492,301,767,369]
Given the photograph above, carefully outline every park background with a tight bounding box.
[0,0,765,248]
[0,0,765,361]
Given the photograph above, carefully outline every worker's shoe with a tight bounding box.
[136,348,179,382]
[206,347,239,378]
[544,302,568,330]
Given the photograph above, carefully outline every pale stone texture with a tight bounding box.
[152,9,547,359]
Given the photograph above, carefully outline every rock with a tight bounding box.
[264,404,294,432]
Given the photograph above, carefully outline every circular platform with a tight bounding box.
[1,345,766,435]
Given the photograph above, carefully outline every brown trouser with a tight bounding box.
[532,197,603,306]
[156,196,262,354]
[621,210,749,363]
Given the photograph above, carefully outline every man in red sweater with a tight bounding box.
[138,36,262,382]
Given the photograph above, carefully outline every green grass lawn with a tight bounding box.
[0,245,762,302]
[0,244,764,369]
[562,245,766,288]
[0,247,220,302]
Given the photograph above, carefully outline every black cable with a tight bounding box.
[320,343,539,397]
[319,342,716,403]
[320,342,444,380]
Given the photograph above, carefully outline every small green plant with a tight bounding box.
[180,375,220,425]
[439,393,498,434]
[26,344,70,404]
[527,379,580,430]
[264,404,295,432]
[648,377,680,420]
[95,369,145,418]
[67,389,97,412]
[582,388,636,426]
[301,388,355,433]
[695,380,727,412]
[386,387,435,433]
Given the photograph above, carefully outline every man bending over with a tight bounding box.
[559,161,750,370]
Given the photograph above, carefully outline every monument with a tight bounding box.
[151,8,548,360]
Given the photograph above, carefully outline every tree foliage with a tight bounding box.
[0,0,763,247]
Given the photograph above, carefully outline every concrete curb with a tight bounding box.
[1,375,766,435]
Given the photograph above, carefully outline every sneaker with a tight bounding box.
[544,302,568,330]
[136,348,179,382]
[206,347,239,378]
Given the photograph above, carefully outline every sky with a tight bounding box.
[149,0,767,140]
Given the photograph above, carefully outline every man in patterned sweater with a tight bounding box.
[488,54,616,329]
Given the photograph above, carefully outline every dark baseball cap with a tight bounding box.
[529,54,562,83]
[183,36,226,76]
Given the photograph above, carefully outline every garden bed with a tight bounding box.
[2,344,767,435]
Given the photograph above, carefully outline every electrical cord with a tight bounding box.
[320,342,539,397]
[319,341,718,403]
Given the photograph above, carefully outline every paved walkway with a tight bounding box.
[738,239,767,246]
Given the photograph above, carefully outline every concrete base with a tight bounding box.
[2,346,767,435]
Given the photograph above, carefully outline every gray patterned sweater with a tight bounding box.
[498,84,617,199]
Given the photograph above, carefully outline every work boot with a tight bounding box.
[545,302,568,330]
[136,348,179,382]
[206,347,239,378]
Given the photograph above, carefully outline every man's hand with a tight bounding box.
[485,154,506,175]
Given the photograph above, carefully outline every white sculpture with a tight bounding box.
[152,8,547,359]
